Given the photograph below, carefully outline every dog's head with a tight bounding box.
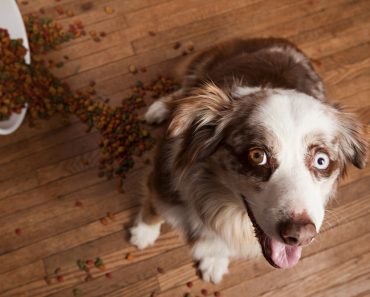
[168,83,368,268]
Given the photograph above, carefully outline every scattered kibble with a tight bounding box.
[55,6,64,15]
[14,228,22,236]
[125,253,134,261]
[100,31,107,38]
[54,267,62,275]
[107,212,116,221]
[56,61,64,68]
[77,259,87,270]
[84,273,93,282]
[104,6,115,14]
[214,291,221,297]
[94,257,104,268]
[81,2,93,11]
[57,275,64,283]
[105,272,113,279]
[184,293,192,297]
[73,288,83,297]
[201,289,208,296]
[173,42,181,50]
[100,217,109,225]
[128,64,138,74]
[186,281,193,288]
[85,259,94,266]
[75,200,83,207]
[66,9,75,17]
[44,276,52,285]
[0,19,179,190]
[21,1,28,5]
[148,31,156,36]
[157,267,165,274]
[24,15,83,55]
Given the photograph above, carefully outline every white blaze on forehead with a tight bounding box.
[252,90,337,146]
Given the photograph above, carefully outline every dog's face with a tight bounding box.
[168,84,368,268]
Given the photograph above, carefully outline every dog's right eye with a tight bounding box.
[248,148,267,166]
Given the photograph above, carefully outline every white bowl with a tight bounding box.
[0,0,30,135]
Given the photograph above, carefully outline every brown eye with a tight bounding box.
[248,148,267,165]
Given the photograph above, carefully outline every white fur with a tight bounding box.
[192,237,231,283]
[198,257,229,283]
[145,100,169,124]
[247,89,340,238]
[129,213,162,250]
[232,86,262,97]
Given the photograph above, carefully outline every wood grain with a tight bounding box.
[0,0,369,296]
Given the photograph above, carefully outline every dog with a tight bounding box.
[129,38,368,283]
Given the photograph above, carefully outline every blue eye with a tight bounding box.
[313,152,330,170]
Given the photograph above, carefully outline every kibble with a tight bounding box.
[104,6,115,14]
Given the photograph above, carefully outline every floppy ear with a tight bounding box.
[336,108,369,169]
[167,83,233,169]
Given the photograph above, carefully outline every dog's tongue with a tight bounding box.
[270,238,302,268]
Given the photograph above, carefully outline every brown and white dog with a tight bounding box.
[129,38,368,283]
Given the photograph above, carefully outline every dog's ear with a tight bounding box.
[168,83,233,169]
[335,106,369,169]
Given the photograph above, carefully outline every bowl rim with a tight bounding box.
[0,0,30,135]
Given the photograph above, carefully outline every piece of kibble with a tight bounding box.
[201,289,208,296]
[150,291,158,297]
[15,228,22,235]
[77,259,86,270]
[184,293,192,297]
[44,276,52,285]
[57,275,64,283]
[157,267,165,274]
[55,6,64,15]
[73,288,83,297]
[148,31,156,36]
[85,259,94,266]
[66,9,75,17]
[39,7,46,14]
[104,6,114,14]
[107,212,116,221]
[126,253,134,261]
[100,32,107,37]
[105,272,113,279]
[84,273,93,282]
[100,217,109,225]
[214,291,221,297]
[173,42,181,49]
[186,42,194,51]
[56,61,64,68]
[186,281,193,288]
[94,257,104,267]
[21,1,28,5]
[54,267,62,275]
[75,201,83,207]
[128,64,137,74]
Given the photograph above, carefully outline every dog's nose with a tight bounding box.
[278,219,317,246]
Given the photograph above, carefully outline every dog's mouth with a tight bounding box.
[241,194,302,269]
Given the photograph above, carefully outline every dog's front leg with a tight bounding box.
[192,236,231,284]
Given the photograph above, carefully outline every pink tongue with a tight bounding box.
[270,238,302,268]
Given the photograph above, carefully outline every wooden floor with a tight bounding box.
[1,0,369,296]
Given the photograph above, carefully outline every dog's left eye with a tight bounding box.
[313,152,330,170]
[248,148,267,165]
